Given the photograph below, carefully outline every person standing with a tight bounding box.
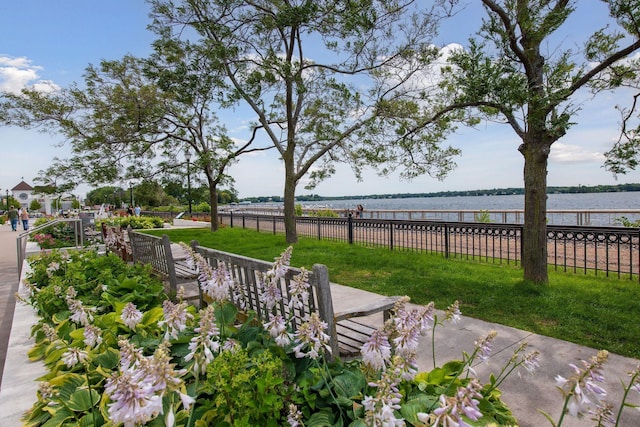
[134,205,141,217]
[7,206,19,231]
[20,207,29,230]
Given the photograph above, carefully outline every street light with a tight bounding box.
[5,189,8,211]
[185,149,192,216]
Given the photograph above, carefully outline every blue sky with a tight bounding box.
[1,1,639,199]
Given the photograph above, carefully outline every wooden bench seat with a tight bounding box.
[191,243,402,360]
[128,231,402,360]
[128,231,200,301]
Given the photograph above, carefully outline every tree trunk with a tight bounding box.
[209,183,219,232]
[283,155,298,244]
[520,139,550,285]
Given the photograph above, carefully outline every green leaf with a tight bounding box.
[332,369,366,399]
[306,408,335,427]
[67,389,101,412]
[93,347,120,370]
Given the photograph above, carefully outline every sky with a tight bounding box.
[1,1,639,200]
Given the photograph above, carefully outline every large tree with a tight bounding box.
[150,0,462,243]
[388,0,640,284]
[2,52,264,231]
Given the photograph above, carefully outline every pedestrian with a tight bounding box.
[20,207,29,231]
[356,204,364,218]
[127,206,134,216]
[7,205,19,232]
[134,205,141,217]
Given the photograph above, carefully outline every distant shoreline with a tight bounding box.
[243,183,640,203]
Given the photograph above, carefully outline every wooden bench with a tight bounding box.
[192,242,401,360]
[128,231,199,299]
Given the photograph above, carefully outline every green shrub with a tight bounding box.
[98,215,164,229]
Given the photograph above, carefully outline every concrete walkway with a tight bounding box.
[0,222,638,426]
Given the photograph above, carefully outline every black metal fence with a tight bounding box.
[219,212,640,281]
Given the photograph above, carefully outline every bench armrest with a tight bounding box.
[334,296,402,322]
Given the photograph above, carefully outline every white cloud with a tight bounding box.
[0,55,60,94]
[550,142,605,163]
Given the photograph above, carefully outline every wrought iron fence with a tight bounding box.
[219,212,640,281]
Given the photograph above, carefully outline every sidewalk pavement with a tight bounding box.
[0,222,638,426]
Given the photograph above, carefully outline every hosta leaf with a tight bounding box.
[67,389,101,412]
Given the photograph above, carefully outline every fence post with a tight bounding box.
[273,216,276,234]
[230,211,234,228]
[242,213,246,229]
[389,222,394,250]
[347,214,353,244]
[444,223,449,258]
[317,217,321,240]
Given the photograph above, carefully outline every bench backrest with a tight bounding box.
[192,243,339,357]
[129,231,178,292]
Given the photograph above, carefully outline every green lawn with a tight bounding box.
[146,227,640,359]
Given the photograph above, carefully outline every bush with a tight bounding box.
[98,215,164,229]
[30,217,77,249]
[19,247,640,427]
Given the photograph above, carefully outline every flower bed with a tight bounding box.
[17,246,640,426]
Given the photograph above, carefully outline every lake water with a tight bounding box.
[315,192,640,211]
[297,192,640,226]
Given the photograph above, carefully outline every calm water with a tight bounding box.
[316,192,640,211]
[297,192,640,226]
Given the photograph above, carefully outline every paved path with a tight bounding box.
[0,222,638,426]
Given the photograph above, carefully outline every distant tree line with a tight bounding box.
[243,183,640,203]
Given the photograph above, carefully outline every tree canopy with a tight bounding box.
[149,0,463,242]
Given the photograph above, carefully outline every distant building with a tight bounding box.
[11,180,35,210]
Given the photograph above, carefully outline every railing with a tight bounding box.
[220,206,640,227]
[16,218,84,276]
[218,212,640,281]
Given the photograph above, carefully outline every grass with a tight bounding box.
[146,227,640,359]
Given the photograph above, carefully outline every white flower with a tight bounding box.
[83,324,103,348]
[61,348,89,368]
[265,314,293,347]
[121,302,143,329]
[158,300,193,340]
[361,330,392,371]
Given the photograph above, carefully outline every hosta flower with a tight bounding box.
[199,262,232,302]
[66,298,96,326]
[293,312,332,359]
[105,341,192,426]
[521,350,541,375]
[258,274,282,311]
[265,313,294,347]
[269,246,292,280]
[105,369,163,426]
[83,324,103,348]
[556,350,609,419]
[46,261,60,277]
[630,366,640,393]
[158,300,193,340]
[287,403,304,427]
[445,300,462,324]
[362,358,405,426]
[288,268,310,312]
[474,331,498,363]
[38,381,55,400]
[121,302,143,329]
[185,305,221,375]
[430,379,483,426]
[361,330,392,371]
[61,347,89,368]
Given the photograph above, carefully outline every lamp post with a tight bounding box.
[129,181,134,208]
[5,189,8,211]
[185,149,192,216]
